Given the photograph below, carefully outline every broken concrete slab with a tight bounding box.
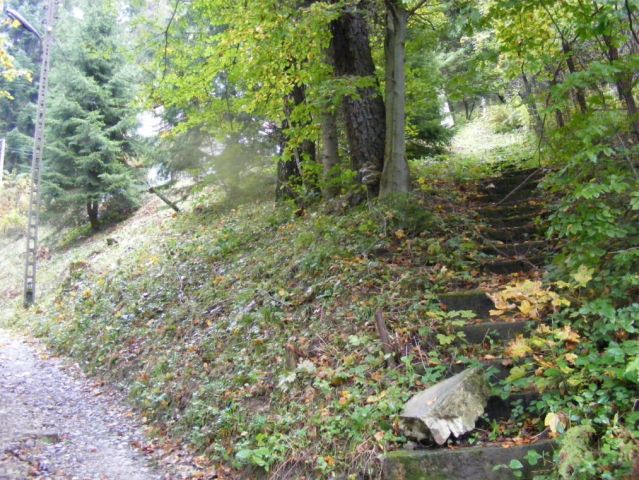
[400,368,490,445]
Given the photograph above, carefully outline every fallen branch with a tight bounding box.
[148,186,180,213]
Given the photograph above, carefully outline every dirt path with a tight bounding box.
[0,328,160,480]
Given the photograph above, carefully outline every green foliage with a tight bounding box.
[44,1,141,229]
[0,171,30,237]
[488,103,528,134]
[0,0,41,173]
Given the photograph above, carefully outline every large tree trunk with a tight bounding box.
[331,2,385,195]
[604,36,639,143]
[380,3,410,197]
[276,85,317,201]
[87,200,99,230]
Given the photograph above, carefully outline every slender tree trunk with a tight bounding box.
[520,72,544,137]
[331,2,385,195]
[321,110,340,198]
[87,200,99,230]
[322,37,340,199]
[604,36,639,143]
[562,41,588,114]
[276,85,316,201]
[380,3,410,197]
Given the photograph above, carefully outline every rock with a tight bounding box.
[400,368,490,445]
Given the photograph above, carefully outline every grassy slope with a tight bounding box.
[1,119,537,479]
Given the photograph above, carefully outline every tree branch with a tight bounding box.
[161,0,183,81]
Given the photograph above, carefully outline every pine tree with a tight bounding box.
[45,2,140,230]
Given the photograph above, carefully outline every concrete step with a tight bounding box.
[481,224,541,243]
[478,203,545,219]
[479,177,539,195]
[481,240,547,258]
[487,214,542,229]
[481,257,543,274]
[475,188,538,204]
[484,390,542,422]
[460,320,533,344]
[439,290,495,319]
[382,439,555,480]
[481,168,543,187]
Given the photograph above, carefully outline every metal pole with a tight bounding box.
[0,138,5,184]
[23,0,58,307]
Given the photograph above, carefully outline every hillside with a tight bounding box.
[2,117,637,479]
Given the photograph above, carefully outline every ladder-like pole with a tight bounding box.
[0,138,5,184]
[23,0,58,307]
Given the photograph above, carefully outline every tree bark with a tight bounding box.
[276,85,317,201]
[562,41,588,114]
[380,2,410,197]
[87,200,99,230]
[604,36,639,143]
[321,110,340,198]
[331,2,386,195]
[520,72,544,137]
[321,37,340,199]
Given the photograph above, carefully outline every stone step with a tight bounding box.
[481,168,543,187]
[487,214,542,229]
[382,439,555,480]
[481,240,547,258]
[483,390,542,422]
[481,224,541,243]
[481,257,543,274]
[438,290,495,319]
[473,189,539,205]
[481,176,541,195]
[460,320,532,344]
[447,359,513,382]
[478,203,545,219]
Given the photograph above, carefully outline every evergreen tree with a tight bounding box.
[45,2,140,229]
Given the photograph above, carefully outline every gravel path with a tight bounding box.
[0,328,160,480]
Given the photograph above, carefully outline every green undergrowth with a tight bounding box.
[20,188,484,478]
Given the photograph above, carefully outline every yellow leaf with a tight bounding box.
[394,229,406,240]
[571,265,594,288]
[544,412,567,435]
[518,299,538,318]
[506,335,533,359]
[489,309,505,317]
[323,455,335,467]
[374,431,385,443]
[565,353,578,365]
[556,325,581,344]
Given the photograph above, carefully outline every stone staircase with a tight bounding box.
[383,167,556,480]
